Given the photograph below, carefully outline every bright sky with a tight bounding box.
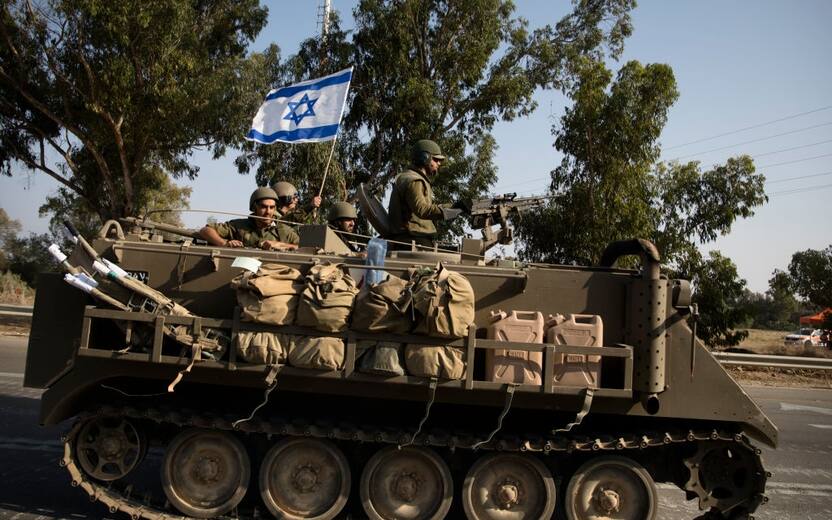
[1,0,830,293]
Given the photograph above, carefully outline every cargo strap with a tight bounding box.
[233,365,281,428]
[552,388,594,435]
[470,384,517,450]
[166,345,202,393]
[399,378,438,449]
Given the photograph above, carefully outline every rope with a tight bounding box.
[469,384,517,450]
[552,388,595,435]
[233,373,279,428]
[398,378,438,449]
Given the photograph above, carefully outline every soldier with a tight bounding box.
[327,201,362,252]
[273,181,323,225]
[198,187,299,250]
[387,139,463,249]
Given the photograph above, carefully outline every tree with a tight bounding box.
[0,208,22,270]
[512,56,767,347]
[0,208,55,286]
[0,0,272,227]
[765,269,799,328]
[235,0,638,239]
[788,245,832,308]
[516,59,678,265]
[685,251,750,348]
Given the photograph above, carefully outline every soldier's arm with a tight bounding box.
[405,180,444,220]
[259,240,298,251]
[199,223,243,248]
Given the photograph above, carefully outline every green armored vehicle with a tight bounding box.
[23,191,775,520]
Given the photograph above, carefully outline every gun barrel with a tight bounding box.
[121,217,202,240]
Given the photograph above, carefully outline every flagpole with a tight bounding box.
[318,133,338,198]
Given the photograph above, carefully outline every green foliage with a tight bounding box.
[0,208,22,270]
[0,0,271,226]
[736,270,799,330]
[682,251,750,348]
[517,59,677,264]
[788,245,832,308]
[513,55,768,347]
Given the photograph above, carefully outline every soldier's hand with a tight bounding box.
[452,199,472,214]
[225,239,244,248]
[441,207,464,221]
[312,195,322,208]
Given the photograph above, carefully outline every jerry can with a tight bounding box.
[546,313,603,387]
[485,310,544,385]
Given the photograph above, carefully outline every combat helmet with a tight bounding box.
[272,181,298,206]
[411,139,446,167]
[249,186,278,211]
[328,201,358,224]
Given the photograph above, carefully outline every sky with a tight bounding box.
[1,0,830,293]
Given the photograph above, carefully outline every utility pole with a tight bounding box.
[317,0,332,37]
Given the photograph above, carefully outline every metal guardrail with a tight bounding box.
[2,304,831,371]
[0,304,33,318]
[712,351,832,371]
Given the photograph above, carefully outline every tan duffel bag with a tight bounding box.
[404,344,466,380]
[411,264,475,339]
[352,274,413,334]
[296,263,358,332]
[288,335,345,371]
[232,264,303,325]
[234,331,290,365]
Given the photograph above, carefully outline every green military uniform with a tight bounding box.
[387,168,444,246]
[208,217,298,247]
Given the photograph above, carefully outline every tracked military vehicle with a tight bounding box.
[23,189,776,520]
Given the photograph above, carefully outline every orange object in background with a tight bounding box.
[799,308,832,326]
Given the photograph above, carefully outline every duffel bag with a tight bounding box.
[296,263,358,332]
[234,331,290,365]
[288,335,345,371]
[357,340,405,376]
[411,264,475,338]
[232,264,303,325]
[404,344,466,380]
[351,274,413,334]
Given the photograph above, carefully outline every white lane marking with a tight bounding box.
[0,371,24,378]
[659,481,832,497]
[780,402,832,416]
[809,424,832,429]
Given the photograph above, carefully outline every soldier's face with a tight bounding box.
[336,218,356,233]
[427,156,443,176]
[254,200,277,227]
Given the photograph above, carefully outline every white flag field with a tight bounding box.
[246,67,353,144]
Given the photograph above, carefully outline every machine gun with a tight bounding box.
[467,193,546,254]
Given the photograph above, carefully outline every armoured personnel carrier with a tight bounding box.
[23,192,776,520]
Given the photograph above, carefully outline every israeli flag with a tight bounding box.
[246,67,353,144]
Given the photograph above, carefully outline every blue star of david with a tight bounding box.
[283,93,318,125]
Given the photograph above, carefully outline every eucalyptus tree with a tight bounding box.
[0,0,272,227]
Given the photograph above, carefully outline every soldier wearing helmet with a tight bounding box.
[387,139,463,248]
[327,201,362,252]
[198,187,299,250]
[272,181,322,225]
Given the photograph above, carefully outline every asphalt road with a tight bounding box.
[1,335,831,519]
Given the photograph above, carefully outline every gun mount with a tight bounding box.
[468,193,546,254]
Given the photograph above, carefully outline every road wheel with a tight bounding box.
[161,428,250,518]
[461,453,556,519]
[565,455,657,520]
[259,438,350,520]
[360,446,452,520]
[75,416,145,481]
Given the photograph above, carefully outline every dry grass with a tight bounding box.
[733,328,832,359]
[0,271,34,305]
